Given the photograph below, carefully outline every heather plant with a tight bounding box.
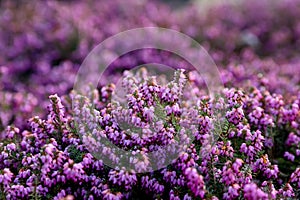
[1,0,300,199]
[2,0,300,128]
[1,68,300,199]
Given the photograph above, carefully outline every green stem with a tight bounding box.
[0,185,5,200]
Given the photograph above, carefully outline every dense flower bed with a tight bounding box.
[1,68,300,199]
[1,0,300,128]
[0,0,300,199]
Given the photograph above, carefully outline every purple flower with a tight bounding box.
[290,168,300,188]
[278,183,295,198]
[284,151,295,162]
[243,183,268,200]
[0,168,13,185]
[226,107,244,125]
[184,167,206,198]
[108,168,137,191]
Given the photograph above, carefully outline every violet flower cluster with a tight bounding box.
[0,67,300,199]
[1,0,300,128]
[1,0,300,199]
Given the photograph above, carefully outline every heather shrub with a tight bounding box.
[1,0,300,199]
[1,68,299,199]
